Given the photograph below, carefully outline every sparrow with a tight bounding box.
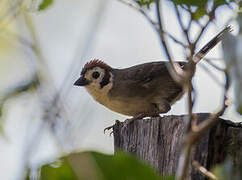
[74,26,231,132]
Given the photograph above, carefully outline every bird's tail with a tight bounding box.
[193,26,232,63]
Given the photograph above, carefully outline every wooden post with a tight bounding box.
[113,113,242,179]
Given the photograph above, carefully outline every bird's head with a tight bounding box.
[74,59,113,93]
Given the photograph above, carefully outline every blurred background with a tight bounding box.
[0,0,241,179]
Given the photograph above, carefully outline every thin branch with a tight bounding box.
[0,0,23,26]
[118,0,191,50]
[174,4,193,57]
[186,82,194,132]
[193,7,217,46]
[164,30,188,48]
[117,0,188,49]
[117,0,158,28]
[199,63,224,86]
[155,0,188,84]
[23,12,69,147]
[155,0,172,61]
[203,58,225,72]
[193,19,211,45]
[193,161,217,180]
[176,70,230,180]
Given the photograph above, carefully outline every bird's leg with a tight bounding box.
[104,120,121,135]
[121,113,153,133]
[156,100,171,113]
[121,100,171,133]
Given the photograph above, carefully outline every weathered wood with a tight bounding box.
[113,113,242,179]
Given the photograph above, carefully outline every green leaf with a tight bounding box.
[91,151,162,180]
[192,8,207,21]
[170,0,235,21]
[41,159,78,180]
[212,160,233,180]
[135,0,155,8]
[171,0,207,7]
[38,0,53,11]
[39,151,175,180]
[237,105,242,115]
[214,0,227,7]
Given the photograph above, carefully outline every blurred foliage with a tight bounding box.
[222,12,242,115]
[39,151,174,180]
[0,76,39,136]
[0,1,19,53]
[135,0,154,8]
[135,0,236,20]
[41,159,78,180]
[212,160,233,180]
[38,0,54,11]
[212,158,242,180]
[171,0,236,20]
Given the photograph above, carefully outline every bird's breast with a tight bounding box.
[85,85,153,116]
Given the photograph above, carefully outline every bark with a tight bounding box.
[113,113,242,179]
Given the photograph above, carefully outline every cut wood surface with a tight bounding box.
[113,113,242,180]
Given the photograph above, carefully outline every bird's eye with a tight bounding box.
[92,71,100,79]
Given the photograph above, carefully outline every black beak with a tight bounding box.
[74,77,89,86]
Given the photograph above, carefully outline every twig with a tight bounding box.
[199,63,224,86]
[117,0,188,49]
[193,161,217,180]
[203,58,225,72]
[23,12,67,147]
[117,0,158,28]
[118,0,188,84]
[193,8,217,46]
[164,30,188,48]
[176,70,230,180]
[155,0,187,84]
[155,0,172,61]
[186,82,194,132]
[194,20,211,45]
[173,4,193,57]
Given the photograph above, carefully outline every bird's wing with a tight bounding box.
[110,61,185,98]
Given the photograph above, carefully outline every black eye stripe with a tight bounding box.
[92,71,100,79]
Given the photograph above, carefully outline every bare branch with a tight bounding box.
[155,0,189,84]
[176,70,230,180]
[193,8,217,46]
[185,83,194,132]
[193,19,211,45]
[193,161,217,180]
[173,4,193,57]
[164,30,188,48]
[117,0,158,28]
[199,63,224,86]
[155,0,172,61]
[203,58,225,72]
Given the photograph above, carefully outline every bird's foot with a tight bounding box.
[121,113,146,133]
[104,120,120,136]
[120,112,161,133]
[121,118,135,133]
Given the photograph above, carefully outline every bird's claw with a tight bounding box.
[103,125,114,134]
[103,120,121,135]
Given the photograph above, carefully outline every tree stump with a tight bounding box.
[113,113,242,179]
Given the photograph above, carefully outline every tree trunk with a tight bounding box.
[113,113,242,179]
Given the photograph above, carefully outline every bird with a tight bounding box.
[74,26,231,132]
